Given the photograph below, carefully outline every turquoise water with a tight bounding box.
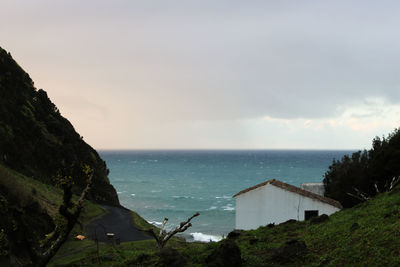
[99,150,352,241]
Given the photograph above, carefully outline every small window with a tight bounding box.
[305,210,319,220]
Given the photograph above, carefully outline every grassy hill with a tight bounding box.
[2,153,398,266]
[0,164,153,266]
[42,184,400,266]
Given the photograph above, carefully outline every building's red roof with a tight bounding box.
[233,179,342,209]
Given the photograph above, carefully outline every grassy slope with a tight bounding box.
[3,163,399,266]
[0,164,105,222]
[235,185,400,266]
[0,165,155,266]
[49,185,400,267]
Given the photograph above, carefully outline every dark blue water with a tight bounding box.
[99,150,352,241]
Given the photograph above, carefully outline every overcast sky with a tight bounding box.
[2,1,400,149]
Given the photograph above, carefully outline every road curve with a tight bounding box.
[85,205,152,242]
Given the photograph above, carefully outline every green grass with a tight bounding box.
[2,164,399,266]
[0,164,105,222]
[46,185,400,267]
[232,185,400,266]
[130,209,158,231]
[0,164,62,215]
[0,163,153,265]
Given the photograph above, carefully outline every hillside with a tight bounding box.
[0,164,153,266]
[46,184,400,266]
[0,46,118,205]
[0,163,106,266]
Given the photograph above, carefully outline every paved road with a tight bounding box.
[85,205,152,242]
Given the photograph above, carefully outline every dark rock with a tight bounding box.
[227,230,244,239]
[136,253,150,263]
[157,247,187,267]
[384,209,398,218]
[249,238,258,245]
[206,239,242,267]
[318,257,330,267]
[310,214,329,224]
[271,239,307,264]
[350,222,359,232]
[281,219,297,225]
[100,254,115,261]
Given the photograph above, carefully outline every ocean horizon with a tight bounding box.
[100,149,354,242]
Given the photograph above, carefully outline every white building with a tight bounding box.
[300,182,325,196]
[233,179,342,230]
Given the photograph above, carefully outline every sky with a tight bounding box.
[2,0,400,150]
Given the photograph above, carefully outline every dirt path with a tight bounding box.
[85,205,151,242]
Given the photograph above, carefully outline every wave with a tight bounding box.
[222,204,235,211]
[148,220,163,226]
[190,232,222,242]
[172,196,195,199]
[215,195,231,199]
[207,206,217,210]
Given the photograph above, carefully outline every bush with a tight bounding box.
[323,128,400,208]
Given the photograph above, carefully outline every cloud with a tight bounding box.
[4,1,400,121]
[2,1,400,148]
[263,98,400,135]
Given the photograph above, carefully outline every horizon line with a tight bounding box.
[96,148,361,151]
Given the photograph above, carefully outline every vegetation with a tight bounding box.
[0,164,105,266]
[0,46,118,205]
[143,212,200,249]
[2,159,399,266]
[1,45,399,266]
[47,184,400,266]
[324,128,400,208]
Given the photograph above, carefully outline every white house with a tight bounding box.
[300,182,325,196]
[233,179,342,230]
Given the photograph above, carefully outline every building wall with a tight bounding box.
[235,184,340,230]
[300,182,325,196]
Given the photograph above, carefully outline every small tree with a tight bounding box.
[23,166,94,267]
[143,212,200,249]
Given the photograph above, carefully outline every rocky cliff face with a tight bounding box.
[0,46,119,205]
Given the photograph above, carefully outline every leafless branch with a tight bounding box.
[389,176,400,190]
[142,212,200,249]
[160,218,168,236]
[374,183,380,194]
[346,187,371,201]
[33,171,94,267]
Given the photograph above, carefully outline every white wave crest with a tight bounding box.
[222,204,235,211]
[148,221,163,226]
[172,196,195,199]
[190,232,222,242]
[207,206,217,210]
[215,195,231,199]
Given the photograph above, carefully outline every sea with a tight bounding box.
[99,150,353,242]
